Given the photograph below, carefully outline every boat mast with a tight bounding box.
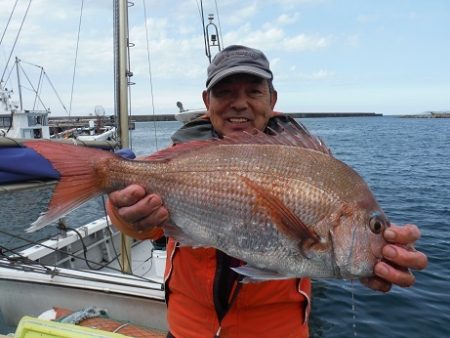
[15,57,23,111]
[114,0,132,273]
[113,0,130,149]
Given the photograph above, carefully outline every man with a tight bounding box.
[107,45,428,337]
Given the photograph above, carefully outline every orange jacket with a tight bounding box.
[165,239,311,338]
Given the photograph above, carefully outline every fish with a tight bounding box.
[24,127,389,281]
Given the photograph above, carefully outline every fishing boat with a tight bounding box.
[0,1,168,336]
[0,83,50,139]
[0,0,227,335]
[0,60,116,142]
[174,101,206,124]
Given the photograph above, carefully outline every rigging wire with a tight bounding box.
[142,0,159,150]
[9,59,69,114]
[200,0,208,59]
[43,71,70,115]
[0,0,19,48]
[0,226,154,282]
[16,62,47,110]
[68,0,85,118]
[0,0,32,84]
[31,66,44,111]
[214,0,224,47]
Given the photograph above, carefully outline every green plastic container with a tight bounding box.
[15,316,128,338]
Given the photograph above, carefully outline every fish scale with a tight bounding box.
[24,129,389,280]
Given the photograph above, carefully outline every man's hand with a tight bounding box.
[361,223,428,292]
[108,184,169,237]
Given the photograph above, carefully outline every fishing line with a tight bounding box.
[350,280,358,336]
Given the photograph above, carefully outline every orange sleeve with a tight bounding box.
[105,198,164,241]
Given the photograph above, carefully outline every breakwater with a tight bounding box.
[49,112,380,123]
[48,112,381,124]
[400,112,450,118]
[129,112,381,121]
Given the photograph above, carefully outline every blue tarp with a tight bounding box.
[0,147,136,184]
[0,147,60,184]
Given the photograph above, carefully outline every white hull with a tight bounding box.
[0,218,167,330]
[174,109,205,124]
[0,265,167,330]
[76,126,117,142]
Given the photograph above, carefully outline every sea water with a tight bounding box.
[1,117,449,337]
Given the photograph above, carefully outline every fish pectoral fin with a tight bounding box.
[231,265,293,283]
[241,176,321,253]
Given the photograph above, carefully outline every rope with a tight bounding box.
[69,0,85,117]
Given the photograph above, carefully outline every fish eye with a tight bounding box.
[369,214,386,234]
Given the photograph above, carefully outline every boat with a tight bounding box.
[0,1,227,335]
[0,84,50,139]
[0,61,116,142]
[51,106,118,141]
[0,1,168,335]
[174,101,206,124]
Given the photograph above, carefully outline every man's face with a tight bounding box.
[202,74,277,136]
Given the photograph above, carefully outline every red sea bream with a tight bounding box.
[24,128,389,281]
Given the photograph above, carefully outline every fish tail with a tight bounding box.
[24,140,116,232]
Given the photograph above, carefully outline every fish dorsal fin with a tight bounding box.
[222,126,331,155]
[144,139,219,162]
[241,176,321,255]
[145,126,330,162]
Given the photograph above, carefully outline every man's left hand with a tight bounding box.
[361,223,428,292]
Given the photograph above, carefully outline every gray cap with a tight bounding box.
[206,45,273,90]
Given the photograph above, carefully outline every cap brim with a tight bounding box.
[207,66,272,90]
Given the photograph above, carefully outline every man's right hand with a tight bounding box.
[107,184,169,239]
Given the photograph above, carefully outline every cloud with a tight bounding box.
[224,24,330,52]
[276,12,301,25]
[282,34,331,51]
[346,34,359,47]
[276,0,325,7]
[226,2,258,25]
[309,69,335,80]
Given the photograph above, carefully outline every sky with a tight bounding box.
[0,0,449,116]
